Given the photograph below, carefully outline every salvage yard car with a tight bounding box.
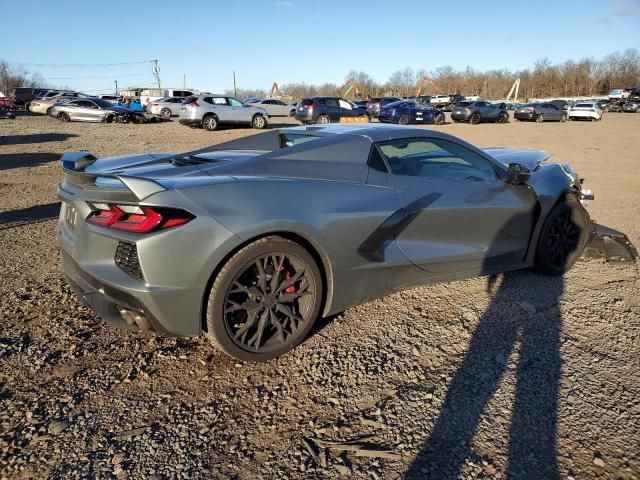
[568,102,603,121]
[295,96,369,124]
[377,99,445,125]
[246,99,297,117]
[514,102,567,122]
[179,94,269,131]
[55,123,636,362]
[51,98,144,123]
[147,96,186,119]
[451,101,509,124]
[622,100,639,113]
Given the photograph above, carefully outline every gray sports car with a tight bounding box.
[56,124,637,361]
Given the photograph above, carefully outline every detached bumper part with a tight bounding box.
[583,223,638,262]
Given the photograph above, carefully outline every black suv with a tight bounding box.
[11,87,49,109]
[366,96,401,118]
[295,97,368,124]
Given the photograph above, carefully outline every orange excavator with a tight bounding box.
[415,75,439,97]
[339,78,363,99]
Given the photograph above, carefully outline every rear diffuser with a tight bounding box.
[582,223,638,262]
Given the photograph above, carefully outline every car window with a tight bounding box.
[205,97,227,105]
[279,134,321,148]
[324,98,340,107]
[378,138,496,182]
[272,100,285,105]
[338,99,353,110]
[76,100,96,108]
[227,97,244,107]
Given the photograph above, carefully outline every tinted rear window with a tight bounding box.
[575,103,593,108]
[456,101,472,107]
[299,98,314,106]
[280,134,320,148]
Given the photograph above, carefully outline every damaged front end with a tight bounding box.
[578,185,638,262]
[584,224,638,262]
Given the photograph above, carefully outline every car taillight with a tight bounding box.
[307,105,313,113]
[86,203,194,234]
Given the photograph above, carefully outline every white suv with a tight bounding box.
[179,95,268,131]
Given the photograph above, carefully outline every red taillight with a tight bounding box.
[308,105,313,113]
[86,203,194,234]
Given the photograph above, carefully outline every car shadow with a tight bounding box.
[0,153,60,171]
[0,133,78,146]
[404,269,564,479]
[0,202,61,230]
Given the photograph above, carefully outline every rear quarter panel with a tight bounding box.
[178,176,422,315]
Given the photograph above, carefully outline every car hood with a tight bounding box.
[482,147,551,170]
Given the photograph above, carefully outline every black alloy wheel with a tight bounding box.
[470,113,481,125]
[534,199,589,276]
[206,237,323,361]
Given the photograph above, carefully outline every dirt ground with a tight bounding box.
[0,112,638,479]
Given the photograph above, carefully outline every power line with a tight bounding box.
[5,60,157,68]
[44,73,152,80]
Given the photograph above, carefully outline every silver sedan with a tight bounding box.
[50,98,139,123]
[147,97,186,119]
[248,99,297,117]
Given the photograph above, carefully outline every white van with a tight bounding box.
[140,88,198,107]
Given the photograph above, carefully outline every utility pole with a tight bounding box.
[114,80,118,95]
[233,70,237,97]
[183,73,186,89]
[152,59,161,88]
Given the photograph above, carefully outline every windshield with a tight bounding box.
[383,100,406,108]
[575,103,594,108]
[456,101,472,107]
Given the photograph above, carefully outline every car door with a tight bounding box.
[206,96,233,122]
[72,100,99,121]
[378,137,537,275]
[227,97,250,122]
[547,103,562,120]
[323,98,341,120]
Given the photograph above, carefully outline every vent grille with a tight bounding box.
[114,242,143,280]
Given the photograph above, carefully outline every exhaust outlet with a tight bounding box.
[117,306,152,331]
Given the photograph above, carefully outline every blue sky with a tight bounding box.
[1,0,638,94]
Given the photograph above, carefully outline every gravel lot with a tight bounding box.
[1,113,639,480]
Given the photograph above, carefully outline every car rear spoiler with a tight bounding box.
[60,151,166,200]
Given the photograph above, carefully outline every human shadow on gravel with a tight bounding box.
[405,272,564,479]
[0,202,61,229]
[0,152,60,171]
[0,133,77,146]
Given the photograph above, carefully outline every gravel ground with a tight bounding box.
[1,113,639,480]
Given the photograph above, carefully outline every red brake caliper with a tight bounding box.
[282,270,296,293]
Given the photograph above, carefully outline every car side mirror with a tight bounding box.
[507,163,531,185]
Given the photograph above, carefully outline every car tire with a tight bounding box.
[252,114,267,129]
[470,113,481,125]
[496,112,508,123]
[536,114,544,123]
[316,114,330,125]
[560,114,567,122]
[533,198,590,276]
[203,114,219,131]
[24,102,30,112]
[105,114,115,123]
[435,113,445,125]
[160,108,171,119]
[205,236,324,361]
[398,114,410,125]
[46,107,53,116]
[57,112,70,122]
[289,109,296,117]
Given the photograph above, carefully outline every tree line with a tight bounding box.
[2,48,639,101]
[229,48,640,100]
